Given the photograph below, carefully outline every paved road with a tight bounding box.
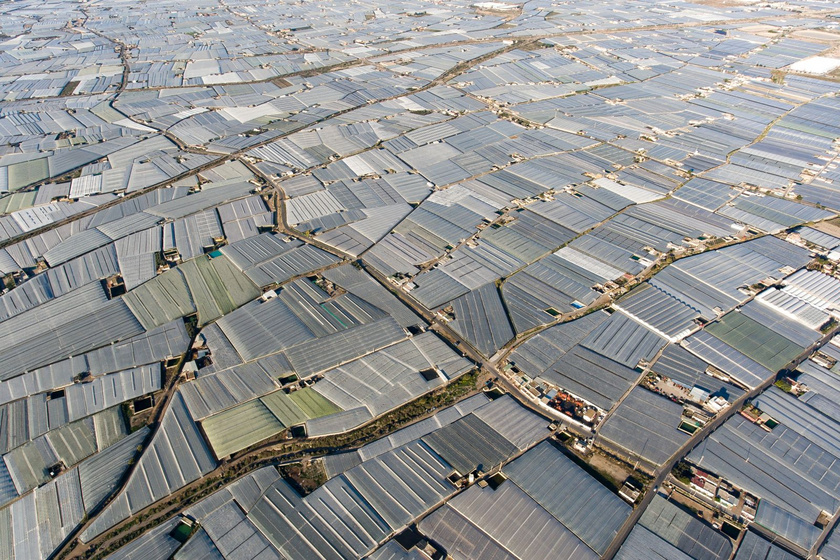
[601,323,840,559]
[38,7,840,558]
[357,225,840,560]
[601,376,775,559]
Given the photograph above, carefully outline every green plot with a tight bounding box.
[123,267,196,329]
[124,253,258,329]
[181,254,260,325]
[7,158,49,191]
[202,400,284,458]
[207,254,259,310]
[5,442,49,491]
[260,390,309,427]
[706,312,805,373]
[0,508,11,560]
[181,258,225,325]
[6,419,97,493]
[288,388,341,419]
[47,417,97,466]
[0,191,37,214]
[93,407,129,450]
[90,100,124,123]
